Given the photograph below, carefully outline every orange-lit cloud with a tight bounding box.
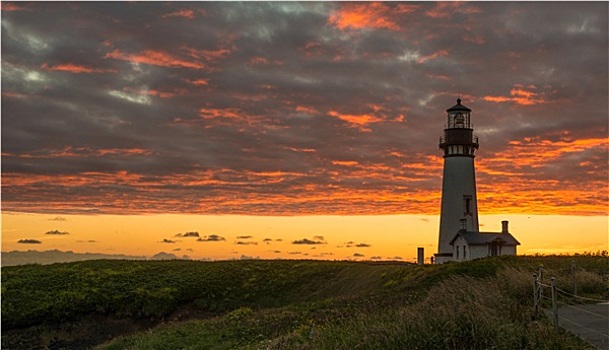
[40,63,116,74]
[2,91,28,99]
[295,105,320,115]
[182,47,233,62]
[328,3,419,31]
[328,110,384,131]
[199,107,258,125]
[3,147,152,159]
[104,49,207,70]
[417,49,448,64]
[2,2,607,221]
[1,2,28,11]
[162,9,198,19]
[475,135,609,215]
[484,84,555,105]
[425,2,481,19]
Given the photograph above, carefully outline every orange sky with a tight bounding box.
[2,213,607,261]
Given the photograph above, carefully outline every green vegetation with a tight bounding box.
[2,254,607,349]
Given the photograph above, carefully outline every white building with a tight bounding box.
[449,220,520,262]
[434,99,520,263]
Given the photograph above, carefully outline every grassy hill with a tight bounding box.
[2,254,607,349]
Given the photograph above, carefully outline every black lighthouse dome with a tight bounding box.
[446,98,472,113]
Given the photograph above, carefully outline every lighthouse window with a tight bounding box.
[464,195,472,215]
[455,113,464,127]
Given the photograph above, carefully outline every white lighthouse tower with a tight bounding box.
[435,99,480,264]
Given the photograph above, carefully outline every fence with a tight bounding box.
[532,264,609,341]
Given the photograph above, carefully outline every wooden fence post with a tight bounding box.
[538,265,544,307]
[571,260,577,296]
[551,277,558,330]
[532,273,538,318]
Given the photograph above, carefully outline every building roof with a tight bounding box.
[449,230,520,246]
[446,98,472,113]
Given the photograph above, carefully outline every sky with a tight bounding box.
[1,1,608,262]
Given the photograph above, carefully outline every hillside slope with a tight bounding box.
[2,255,607,349]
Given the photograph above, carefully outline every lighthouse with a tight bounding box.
[435,99,480,264]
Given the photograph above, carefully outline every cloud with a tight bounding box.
[40,62,116,74]
[483,84,555,106]
[45,229,69,235]
[198,234,226,242]
[18,239,42,244]
[236,235,253,239]
[263,238,273,244]
[48,216,67,221]
[292,238,325,245]
[175,231,200,238]
[160,238,176,244]
[235,241,258,245]
[1,2,606,217]
[339,241,380,249]
[328,2,419,31]
[370,256,382,260]
[104,49,208,70]
[353,253,365,257]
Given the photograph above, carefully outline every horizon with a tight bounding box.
[2,2,607,262]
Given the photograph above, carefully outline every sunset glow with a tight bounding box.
[2,2,607,261]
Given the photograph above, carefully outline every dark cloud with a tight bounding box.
[355,243,371,248]
[160,238,176,244]
[45,229,69,235]
[48,216,67,221]
[235,241,258,245]
[263,238,273,244]
[370,256,382,260]
[175,231,200,238]
[18,239,42,244]
[1,2,606,216]
[353,253,364,257]
[198,234,226,242]
[236,235,253,239]
[292,238,325,245]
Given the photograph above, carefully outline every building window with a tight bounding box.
[456,246,459,259]
[463,246,467,259]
